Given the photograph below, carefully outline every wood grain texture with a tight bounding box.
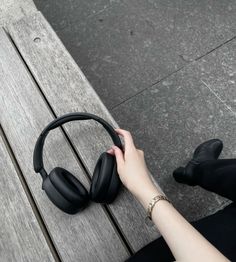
[0,28,128,262]
[0,134,54,262]
[0,0,36,27]
[8,11,163,251]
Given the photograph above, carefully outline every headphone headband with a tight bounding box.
[33,112,122,180]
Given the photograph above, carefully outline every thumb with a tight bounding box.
[112,146,125,169]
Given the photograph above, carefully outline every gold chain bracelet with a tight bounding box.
[147,195,171,220]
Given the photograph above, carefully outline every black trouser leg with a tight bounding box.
[194,159,236,202]
[126,159,236,262]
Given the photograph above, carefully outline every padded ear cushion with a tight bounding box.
[103,160,121,203]
[42,167,89,214]
[90,152,121,203]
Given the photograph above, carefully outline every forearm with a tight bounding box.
[136,185,229,262]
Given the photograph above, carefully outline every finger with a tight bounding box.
[112,146,125,168]
[107,148,115,155]
[115,129,135,151]
[137,149,144,156]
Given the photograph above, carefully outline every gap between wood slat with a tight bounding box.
[4,28,134,255]
[0,124,62,262]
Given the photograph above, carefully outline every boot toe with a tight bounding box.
[173,166,197,186]
[173,167,185,183]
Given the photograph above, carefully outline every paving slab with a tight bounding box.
[34,0,236,109]
[33,0,185,108]
[112,57,235,221]
[126,0,236,60]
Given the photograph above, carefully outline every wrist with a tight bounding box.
[135,183,161,209]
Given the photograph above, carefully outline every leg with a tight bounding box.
[173,139,236,201]
[126,203,236,262]
[195,159,236,202]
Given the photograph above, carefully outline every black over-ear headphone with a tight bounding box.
[33,112,122,214]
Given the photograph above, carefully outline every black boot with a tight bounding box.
[173,139,223,186]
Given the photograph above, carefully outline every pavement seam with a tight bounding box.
[110,64,186,110]
[195,35,236,61]
[111,35,236,111]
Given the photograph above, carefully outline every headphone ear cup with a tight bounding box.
[103,160,121,203]
[90,152,121,203]
[42,167,89,214]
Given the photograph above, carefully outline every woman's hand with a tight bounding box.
[107,128,159,206]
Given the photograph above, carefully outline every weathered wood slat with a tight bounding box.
[0,0,36,27]
[7,12,162,251]
[0,133,54,261]
[0,28,128,261]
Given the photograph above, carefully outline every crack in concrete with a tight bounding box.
[201,80,236,117]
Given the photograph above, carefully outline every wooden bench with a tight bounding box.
[0,2,162,261]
